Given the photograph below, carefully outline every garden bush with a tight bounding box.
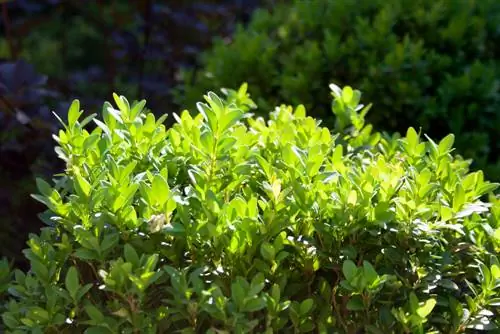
[2,84,500,333]
[176,0,500,181]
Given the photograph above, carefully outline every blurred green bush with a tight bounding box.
[177,0,500,180]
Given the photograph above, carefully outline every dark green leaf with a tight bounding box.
[346,296,364,311]
[342,260,357,281]
[65,266,80,300]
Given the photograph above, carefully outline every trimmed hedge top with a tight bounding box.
[176,0,500,180]
[2,84,500,333]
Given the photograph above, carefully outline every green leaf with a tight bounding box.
[220,108,243,133]
[406,127,419,149]
[346,295,365,311]
[374,202,393,221]
[35,178,52,197]
[85,304,105,322]
[249,273,265,296]
[416,298,436,318]
[231,279,246,309]
[113,93,130,115]
[299,320,315,333]
[2,313,19,328]
[271,284,280,302]
[124,244,140,268]
[83,134,101,152]
[477,182,499,196]
[130,99,146,119]
[100,233,119,253]
[453,184,465,212]
[243,297,266,312]
[65,266,80,301]
[347,190,357,206]
[74,173,91,198]
[151,174,170,206]
[74,248,98,261]
[29,307,50,322]
[31,259,49,280]
[260,242,275,262]
[300,298,314,315]
[197,101,218,133]
[76,283,93,301]
[491,264,500,279]
[68,99,81,127]
[143,254,159,272]
[80,113,97,128]
[342,86,354,104]
[438,133,455,155]
[409,292,419,312]
[342,260,357,281]
[363,261,378,284]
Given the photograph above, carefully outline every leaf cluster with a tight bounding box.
[177,0,500,181]
[2,84,500,333]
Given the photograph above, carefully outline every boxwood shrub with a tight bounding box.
[2,84,500,333]
[175,0,500,180]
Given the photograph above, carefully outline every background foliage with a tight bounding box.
[177,0,500,181]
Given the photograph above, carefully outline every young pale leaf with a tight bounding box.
[416,298,436,318]
[151,174,170,206]
[68,99,81,127]
[74,174,91,198]
[197,102,218,133]
[220,109,243,133]
[113,93,130,115]
[453,184,466,212]
[342,86,354,104]
[406,127,419,149]
[438,133,455,155]
[347,190,357,206]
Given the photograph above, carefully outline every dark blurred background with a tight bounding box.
[0,0,272,269]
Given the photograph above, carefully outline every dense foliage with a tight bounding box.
[2,84,499,333]
[0,0,264,268]
[177,0,500,180]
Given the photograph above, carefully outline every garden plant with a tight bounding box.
[1,84,499,333]
[177,0,500,180]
